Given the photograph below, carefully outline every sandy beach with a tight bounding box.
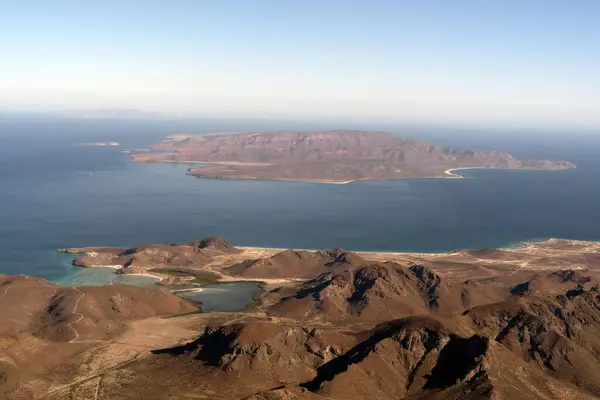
[270,178,354,185]
[443,167,486,178]
[90,264,122,269]
[235,246,458,258]
[123,272,163,280]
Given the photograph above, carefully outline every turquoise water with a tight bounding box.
[1,115,599,286]
[49,250,261,312]
[39,252,158,287]
[176,282,262,312]
[54,267,160,287]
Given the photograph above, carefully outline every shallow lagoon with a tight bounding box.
[176,282,262,312]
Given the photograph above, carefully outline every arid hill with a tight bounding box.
[263,261,596,324]
[130,131,575,183]
[58,235,239,275]
[226,248,360,278]
[0,274,195,341]
[106,285,600,400]
[76,241,599,399]
[56,237,600,286]
[0,274,196,398]
[7,237,599,399]
[150,321,358,392]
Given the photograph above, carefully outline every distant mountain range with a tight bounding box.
[61,108,161,119]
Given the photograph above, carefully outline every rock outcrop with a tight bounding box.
[58,236,240,273]
[227,248,358,279]
[141,285,600,399]
[265,263,509,323]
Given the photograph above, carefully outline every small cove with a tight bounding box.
[52,254,262,312]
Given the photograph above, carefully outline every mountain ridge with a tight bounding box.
[130,130,575,182]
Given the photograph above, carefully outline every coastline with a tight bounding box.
[443,166,505,178]
[186,172,356,185]
[184,165,572,185]
[121,272,163,280]
[444,166,577,179]
[135,157,575,185]
[55,237,600,290]
[136,159,271,166]
[236,245,459,258]
[90,264,121,269]
[65,236,564,266]
[270,178,354,185]
[443,167,482,178]
[234,238,577,257]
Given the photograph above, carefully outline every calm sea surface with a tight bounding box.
[1,115,599,287]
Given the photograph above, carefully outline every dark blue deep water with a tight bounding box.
[1,114,599,284]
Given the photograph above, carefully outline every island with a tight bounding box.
[3,236,600,399]
[78,141,120,147]
[130,130,576,183]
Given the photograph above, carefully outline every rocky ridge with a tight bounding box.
[4,237,600,399]
[130,131,575,182]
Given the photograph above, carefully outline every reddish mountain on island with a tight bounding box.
[131,131,575,183]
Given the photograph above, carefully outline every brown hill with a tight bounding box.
[510,269,596,297]
[465,288,600,396]
[0,274,196,341]
[128,285,600,400]
[7,236,600,399]
[181,235,242,254]
[265,261,597,325]
[58,235,240,273]
[227,248,360,279]
[301,309,600,400]
[131,131,575,182]
[0,274,197,399]
[265,263,510,323]
[150,322,357,396]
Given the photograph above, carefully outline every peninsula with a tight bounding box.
[131,131,575,183]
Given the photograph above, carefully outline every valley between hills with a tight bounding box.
[2,237,600,399]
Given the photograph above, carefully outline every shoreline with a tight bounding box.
[135,158,575,185]
[65,236,565,264]
[444,166,576,179]
[443,166,503,178]
[185,165,573,185]
[235,242,521,258]
[186,172,357,185]
[54,237,597,290]
[121,272,163,280]
[90,264,121,269]
[135,159,271,166]
[270,178,354,185]
[234,237,580,257]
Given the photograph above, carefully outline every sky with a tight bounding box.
[0,0,599,128]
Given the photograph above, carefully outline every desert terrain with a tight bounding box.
[129,131,575,183]
[2,236,600,399]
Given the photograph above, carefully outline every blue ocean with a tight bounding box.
[1,114,599,286]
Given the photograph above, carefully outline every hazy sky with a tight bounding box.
[1,0,599,127]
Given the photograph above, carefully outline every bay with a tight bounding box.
[1,114,599,286]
